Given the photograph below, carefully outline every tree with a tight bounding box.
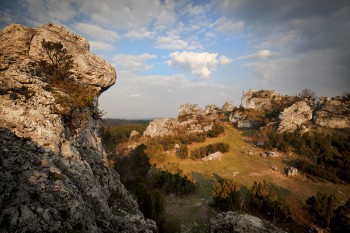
[212,179,240,210]
[176,144,188,159]
[299,88,316,99]
[306,192,337,228]
[39,39,73,82]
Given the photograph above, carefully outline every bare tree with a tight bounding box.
[299,88,316,99]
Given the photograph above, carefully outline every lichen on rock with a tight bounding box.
[0,24,156,232]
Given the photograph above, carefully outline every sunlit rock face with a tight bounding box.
[143,103,218,137]
[314,97,350,129]
[278,101,313,133]
[0,24,156,232]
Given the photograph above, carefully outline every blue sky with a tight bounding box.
[1,0,349,118]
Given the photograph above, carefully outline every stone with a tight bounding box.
[278,101,313,132]
[221,101,235,112]
[202,151,223,161]
[0,24,156,232]
[129,130,140,138]
[204,104,220,119]
[229,109,262,128]
[241,89,279,111]
[286,167,298,176]
[143,118,176,137]
[209,211,287,233]
[313,98,350,129]
[265,151,280,157]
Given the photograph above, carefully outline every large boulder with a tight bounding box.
[205,104,220,119]
[278,101,313,132]
[143,118,177,137]
[222,101,235,112]
[313,98,350,128]
[241,89,279,111]
[177,103,204,122]
[209,211,286,233]
[229,109,263,128]
[0,24,156,232]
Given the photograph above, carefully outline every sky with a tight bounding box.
[1,0,349,119]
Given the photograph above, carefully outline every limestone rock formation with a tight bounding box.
[209,211,286,233]
[278,101,313,132]
[144,103,216,137]
[241,89,279,111]
[0,24,156,232]
[222,101,235,112]
[314,98,350,128]
[229,109,263,129]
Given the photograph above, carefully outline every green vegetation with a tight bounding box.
[38,39,98,132]
[190,142,229,160]
[306,192,337,228]
[206,123,225,138]
[257,128,350,183]
[212,179,240,210]
[176,144,188,159]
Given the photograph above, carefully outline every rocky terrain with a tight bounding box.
[209,211,286,233]
[143,103,223,137]
[0,24,156,232]
[229,89,350,132]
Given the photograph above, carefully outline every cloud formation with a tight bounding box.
[112,53,157,72]
[167,51,232,79]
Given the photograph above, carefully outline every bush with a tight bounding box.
[212,179,240,210]
[207,123,225,138]
[190,142,230,160]
[306,192,337,228]
[330,198,350,233]
[176,144,188,159]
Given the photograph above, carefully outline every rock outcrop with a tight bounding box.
[314,98,350,129]
[278,101,313,132]
[221,101,235,112]
[229,109,264,129]
[144,103,217,137]
[209,211,286,233]
[0,24,156,232]
[241,89,279,111]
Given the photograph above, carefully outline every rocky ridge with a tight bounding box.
[0,24,156,232]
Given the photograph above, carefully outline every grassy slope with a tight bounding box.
[155,124,350,232]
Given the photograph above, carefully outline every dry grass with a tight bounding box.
[154,124,350,232]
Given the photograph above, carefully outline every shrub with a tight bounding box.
[306,192,337,228]
[330,198,350,233]
[176,144,188,159]
[212,179,240,210]
[206,123,225,138]
[190,142,230,160]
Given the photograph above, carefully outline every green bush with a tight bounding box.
[212,179,240,210]
[190,142,230,160]
[176,144,188,159]
[206,123,225,138]
[306,192,337,228]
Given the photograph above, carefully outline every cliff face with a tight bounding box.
[0,24,156,232]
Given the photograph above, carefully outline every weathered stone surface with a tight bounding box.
[209,211,286,233]
[204,104,220,119]
[314,98,350,129]
[229,109,262,128]
[0,24,155,232]
[222,101,235,112]
[278,101,313,132]
[144,103,216,137]
[286,167,299,176]
[202,151,223,161]
[143,118,176,137]
[241,89,279,111]
[130,130,140,138]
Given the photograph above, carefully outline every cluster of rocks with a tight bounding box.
[0,24,156,232]
[229,89,350,132]
[144,102,234,137]
[202,151,223,161]
[209,211,287,233]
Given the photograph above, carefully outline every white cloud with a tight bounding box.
[166,51,232,79]
[156,36,189,50]
[130,93,140,98]
[214,17,244,35]
[113,53,157,72]
[89,41,114,51]
[72,22,120,42]
[238,50,272,60]
[124,28,154,39]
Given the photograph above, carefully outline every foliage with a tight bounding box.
[206,123,225,138]
[135,182,165,220]
[330,198,350,233]
[176,144,188,159]
[38,39,98,132]
[151,169,195,195]
[212,179,240,210]
[190,142,230,160]
[256,128,350,183]
[299,88,316,99]
[306,192,337,228]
